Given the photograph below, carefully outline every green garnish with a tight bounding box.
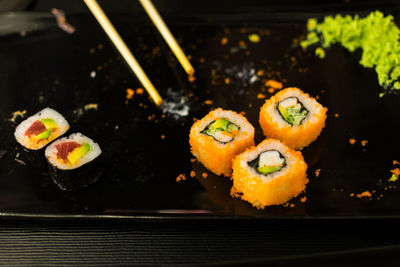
[202,118,239,136]
[388,174,398,182]
[67,143,90,164]
[300,10,400,90]
[33,129,51,140]
[257,165,282,175]
[278,103,308,126]
[41,118,57,129]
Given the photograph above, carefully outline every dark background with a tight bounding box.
[1,0,400,265]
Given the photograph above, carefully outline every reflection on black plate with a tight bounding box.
[0,11,400,218]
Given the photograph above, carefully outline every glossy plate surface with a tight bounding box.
[0,10,400,218]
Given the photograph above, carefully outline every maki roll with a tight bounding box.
[231,138,308,208]
[45,133,102,191]
[259,87,327,150]
[189,108,255,176]
[14,108,69,150]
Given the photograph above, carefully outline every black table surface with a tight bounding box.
[2,0,400,265]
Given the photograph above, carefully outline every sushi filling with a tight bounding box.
[24,118,57,141]
[248,150,286,175]
[277,97,308,126]
[55,141,91,164]
[201,118,240,143]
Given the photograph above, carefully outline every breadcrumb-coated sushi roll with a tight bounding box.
[231,138,308,208]
[189,108,255,176]
[14,108,69,150]
[259,87,327,150]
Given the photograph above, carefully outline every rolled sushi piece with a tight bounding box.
[231,138,308,208]
[189,108,255,177]
[45,133,102,191]
[259,87,327,150]
[14,108,69,150]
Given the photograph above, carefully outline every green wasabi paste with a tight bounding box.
[300,11,400,90]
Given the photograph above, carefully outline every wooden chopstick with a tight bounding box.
[83,0,163,107]
[139,0,195,77]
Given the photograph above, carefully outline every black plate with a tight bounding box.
[1,9,400,219]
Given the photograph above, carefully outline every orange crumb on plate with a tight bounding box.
[257,69,265,76]
[188,75,196,83]
[190,158,196,163]
[356,191,372,198]
[221,37,228,45]
[350,193,355,197]
[176,174,186,182]
[202,172,208,179]
[136,88,144,95]
[161,134,165,140]
[315,169,321,177]
[204,100,213,105]
[300,196,307,203]
[393,160,400,165]
[334,113,340,118]
[190,171,196,178]
[257,93,266,99]
[361,140,368,146]
[349,138,356,144]
[289,203,295,208]
[126,88,134,99]
[224,78,230,84]
[265,79,283,89]
[391,168,400,177]
[268,88,275,94]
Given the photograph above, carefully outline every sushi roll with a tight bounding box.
[45,133,102,191]
[189,108,255,176]
[259,87,327,150]
[231,138,308,208]
[14,108,69,150]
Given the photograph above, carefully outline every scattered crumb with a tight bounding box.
[224,78,230,84]
[190,158,196,163]
[136,88,144,95]
[248,33,260,43]
[202,172,208,179]
[265,79,283,89]
[268,88,275,94]
[257,69,265,76]
[126,88,134,100]
[51,8,75,34]
[9,110,27,123]
[188,75,196,83]
[221,37,228,45]
[190,171,196,178]
[161,134,165,140]
[361,140,368,146]
[334,113,340,118]
[84,103,98,111]
[315,169,321,177]
[350,193,355,197]
[199,58,205,63]
[176,174,186,182]
[257,93,266,99]
[349,138,356,145]
[289,203,295,208]
[300,196,307,203]
[393,160,400,165]
[204,100,213,105]
[238,40,246,48]
[391,168,400,177]
[356,191,372,198]
[282,203,289,207]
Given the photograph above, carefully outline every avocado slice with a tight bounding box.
[258,165,282,175]
[278,105,290,121]
[67,143,91,164]
[32,129,51,140]
[41,118,57,129]
[278,103,308,126]
[210,118,229,131]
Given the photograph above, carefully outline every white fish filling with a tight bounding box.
[213,131,233,143]
[259,150,284,168]
[279,97,297,109]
